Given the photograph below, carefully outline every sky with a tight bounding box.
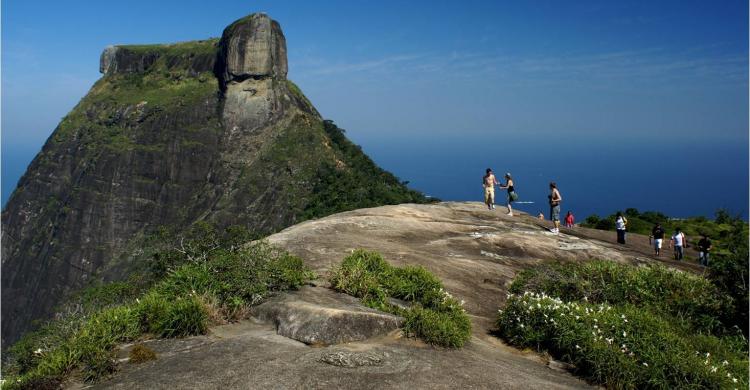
[2,0,748,214]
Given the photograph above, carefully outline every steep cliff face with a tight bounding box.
[1,13,426,345]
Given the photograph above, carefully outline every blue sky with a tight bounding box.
[2,0,748,209]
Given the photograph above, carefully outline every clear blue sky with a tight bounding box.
[2,0,748,209]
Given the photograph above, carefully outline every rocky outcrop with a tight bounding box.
[252,286,403,345]
[218,13,287,82]
[99,42,217,76]
[1,13,426,345]
[88,202,685,389]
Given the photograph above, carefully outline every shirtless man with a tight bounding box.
[548,182,562,234]
[483,168,499,210]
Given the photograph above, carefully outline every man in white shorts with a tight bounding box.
[650,223,665,256]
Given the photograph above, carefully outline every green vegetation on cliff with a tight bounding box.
[2,223,314,389]
[302,120,433,220]
[329,249,471,348]
[497,261,748,389]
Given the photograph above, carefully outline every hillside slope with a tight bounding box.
[89,202,698,389]
[1,13,426,345]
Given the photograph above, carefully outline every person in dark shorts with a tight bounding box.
[670,228,686,261]
[498,173,516,216]
[548,182,562,234]
[615,212,628,244]
[650,223,665,256]
[698,234,712,266]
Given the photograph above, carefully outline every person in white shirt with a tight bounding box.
[669,227,686,261]
[615,212,627,244]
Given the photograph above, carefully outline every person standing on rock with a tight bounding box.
[564,211,575,228]
[482,169,499,210]
[670,227,686,261]
[650,223,665,256]
[615,212,628,244]
[498,173,517,216]
[548,182,562,234]
[697,233,712,266]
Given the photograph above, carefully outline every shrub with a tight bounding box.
[4,235,312,388]
[137,293,208,338]
[328,249,471,347]
[497,292,748,389]
[510,261,733,334]
[129,344,157,363]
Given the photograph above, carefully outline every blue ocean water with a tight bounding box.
[3,136,748,220]
[357,135,749,220]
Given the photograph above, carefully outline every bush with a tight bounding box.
[510,261,733,334]
[137,292,208,338]
[4,232,313,388]
[129,344,157,363]
[497,292,748,389]
[328,249,471,347]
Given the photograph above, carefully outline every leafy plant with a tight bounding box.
[328,249,471,347]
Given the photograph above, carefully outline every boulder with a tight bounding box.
[252,286,403,345]
[218,13,288,82]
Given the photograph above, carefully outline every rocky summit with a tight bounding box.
[86,202,692,389]
[1,13,426,345]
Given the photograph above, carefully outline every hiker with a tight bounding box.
[482,168,499,210]
[498,173,517,216]
[564,211,575,228]
[548,182,562,234]
[698,234,712,266]
[650,223,665,256]
[615,212,628,244]
[538,212,545,220]
[670,227,686,261]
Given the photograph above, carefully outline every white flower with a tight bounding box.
[622,331,627,337]
[575,315,580,320]
[711,366,717,373]
[621,344,627,349]
[575,344,581,349]
[520,324,525,328]
[722,360,729,366]
[706,352,710,357]
[33,348,43,355]
[605,338,613,344]
[732,378,738,383]
[629,352,635,357]
[643,362,648,367]
[593,325,598,329]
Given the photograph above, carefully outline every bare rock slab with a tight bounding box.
[252,286,403,345]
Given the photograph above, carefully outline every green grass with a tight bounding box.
[328,249,471,348]
[3,224,314,389]
[497,261,749,389]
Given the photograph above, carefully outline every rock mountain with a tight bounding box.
[88,202,695,389]
[1,13,426,345]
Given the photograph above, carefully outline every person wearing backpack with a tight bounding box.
[670,227,686,261]
[615,212,628,244]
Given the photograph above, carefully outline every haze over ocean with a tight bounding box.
[3,1,748,218]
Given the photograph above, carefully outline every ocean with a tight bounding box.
[3,136,748,220]
[356,135,749,221]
